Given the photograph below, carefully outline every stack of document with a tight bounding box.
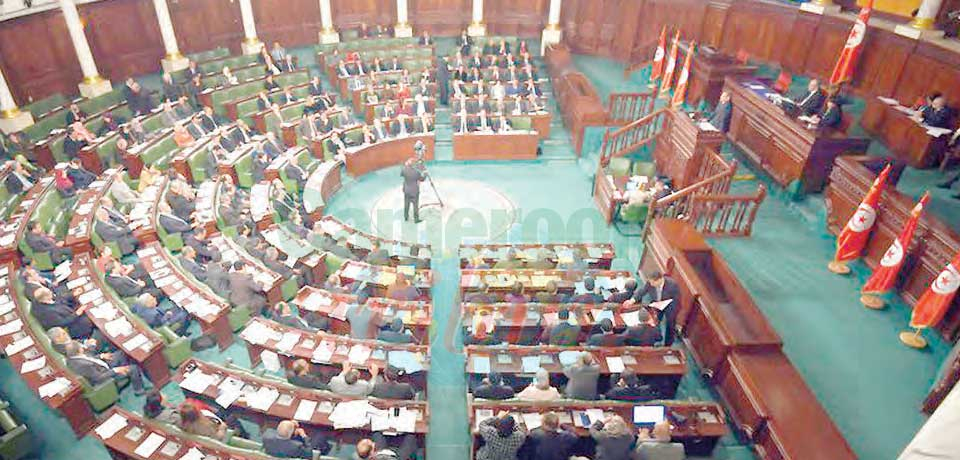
[329,400,377,429]
[95,413,129,439]
[247,386,280,411]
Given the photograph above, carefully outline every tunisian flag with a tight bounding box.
[658,31,681,96]
[910,250,960,329]
[830,0,874,85]
[671,42,695,107]
[862,192,929,295]
[834,163,891,263]
[650,27,668,83]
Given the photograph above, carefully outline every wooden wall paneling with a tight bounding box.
[484,0,548,37]
[169,0,244,56]
[80,0,166,81]
[893,41,960,108]
[632,0,707,62]
[719,0,796,64]
[700,0,732,49]
[801,15,850,81]
[252,0,322,48]
[610,0,642,60]
[331,0,393,30]
[779,11,818,73]
[0,10,81,104]
[563,0,602,55]
[852,27,914,97]
[409,0,471,36]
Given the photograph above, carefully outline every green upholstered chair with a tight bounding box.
[233,153,255,188]
[156,216,185,251]
[608,157,632,179]
[228,304,252,332]
[324,251,347,274]
[0,401,32,460]
[508,116,533,131]
[157,326,192,368]
[91,223,124,258]
[633,161,656,179]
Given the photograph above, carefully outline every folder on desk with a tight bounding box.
[472,356,491,374]
[521,356,541,373]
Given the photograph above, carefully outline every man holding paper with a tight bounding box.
[630,271,680,346]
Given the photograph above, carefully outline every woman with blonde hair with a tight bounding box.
[589,414,636,460]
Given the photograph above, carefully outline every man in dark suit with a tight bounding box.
[25,222,71,264]
[785,78,825,117]
[158,202,193,235]
[131,293,191,336]
[371,365,416,400]
[377,318,414,344]
[463,283,494,304]
[569,277,603,304]
[307,77,323,97]
[206,260,232,298]
[31,287,94,340]
[525,412,578,460]
[105,261,161,299]
[94,209,139,255]
[621,309,662,346]
[262,420,327,458]
[472,372,515,400]
[587,318,626,346]
[401,157,425,223]
[228,261,267,313]
[631,271,681,346]
[813,98,842,130]
[186,115,207,139]
[541,308,580,346]
[707,91,733,133]
[179,246,207,281]
[64,341,145,394]
[919,93,953,128]
[604,370,658,402]
[607,279,637,304]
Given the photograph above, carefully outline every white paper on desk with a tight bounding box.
[927,126,954,138]
[303,291,333,311]
[0,300,12,316]
[261,350,282,372]
[77,289,104,305]
[4,335,33,356]
[180,370,215,394]
[54,260,72,282]
[89,304,117,320]
[66,277,90,292]
[20,356,46,373]
[392,407,418,433]
[134,432,166,458]
[312,341,335,363]
[521,413,542,430]
[328,399,375,429]
[649,299,673,311]
[178,447,204,460]
[0,319,22,336]
[621,310,641,327]
[240,321,271,345]
[138,246,157,258]
[521,355,540,373]
[95,413,128,439]
[38,377,70,398]
[877,96,899,105]
[348,344,372,365]
[105,317,134,338]
[697,121,718,132]
[294,399,318,421]
[276,332,301,353]
[247,386,280,411]
[215,376,245,409]
[606,356,626,373]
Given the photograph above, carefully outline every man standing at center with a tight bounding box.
[401,157,426,223]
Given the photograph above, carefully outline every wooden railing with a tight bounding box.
[599,108,667,166]
[607,91,656,125]
[686,184,767,237]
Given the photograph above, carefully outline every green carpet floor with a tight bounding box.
[1,40,955,460]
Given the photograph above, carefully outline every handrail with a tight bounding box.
[607,91,656,125]
[599,108,668,166]
[640,156,738,236]
[686,184,768,237]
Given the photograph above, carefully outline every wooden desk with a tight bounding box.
[680,43,758,107]
[653,108,727,189]
[260,223,326,283]
[137,242,234,350]
[860,97,950,168]
[93,406,276,460]
[715,350,856,460]
[292,286,431,343]
[302,159,343,221]
[175,359,429,438]
[592,171,629,225]
[127,177,167,246]
[240,317,429,390]
[460,269,633,297]
[452,131,539,160]
[458,243,615,270]
[335,260,433,300]
[640,219,782,377]
[170,136,216,184]
[724,77,870,193]
[64,168,119,254]
[461,301,652,345]
[343,134,435,177]
[468,398,727,456]
[316,216,432,266]
[465,345,685,398]
[69,254,171,388]
[0,264,95,436]
[0,177,53,267]
[640,220,854,458]
[193,179,220,236]
[825,156,960,339]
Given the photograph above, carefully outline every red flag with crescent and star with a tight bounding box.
[910,249,960,329]
[835,163,891,263]
[659,31,681,96]
[862,192,929,295]
[671,42,695,107]
[650,27,667,83]
[830,0,873,85]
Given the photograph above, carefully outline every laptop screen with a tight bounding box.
[633,405,666,425]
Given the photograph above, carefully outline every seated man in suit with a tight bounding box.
[346,291,381,339]
[705,91,732,133]
[463,282,494,303]
[587,318,626,346]
[105,261,162,299]
[563,352,600,400]
[386,274,421,301]
[179,246,207,282]
[608,278,637,304]
[4,160,33,195]
[286,359,326,389]
[31,287,94,340]
[25,222,72,264]
[777,78,825,117]
[365,241,392,266]
[473,372,515,400]
[371,365,416,400]
[635,420,685,460]
[94,208,140,256]
[282,149,308,189]
[262,419,330,458]
[541,308,580,346]
[131,293,191,336]
[184,226,221,264]
[355,434,417,460]
[621,308,662,346]
[808,97,842,130]
[916,92,953,129]
[570,277,603,304]
[273,301,313,330]
[64,341,145,394]
[158,201,193,235]
[605,369,659,402]
[228,261,268,314]
[378,318,415,344]
[493,248,523,269]
[329,362,378,397]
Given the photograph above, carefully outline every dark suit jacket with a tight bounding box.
[261,429,312,459]
[634,277,681,325]
[377,329,414,344]
[106,274,143,297]
[287,372,327,390]
[526,427,578,460]
[545,322,580,346]
[819,105,842,129]
[401,164,425,197]
[587,332,626,347]
[569,293,603,304]
[708,101,732,132]
[67,355,114,385]
[793,89,826,116]
[622,324,661,346]
[922,106,953,129]
[371,381,416,400]
[26,232,58,252]
[473,383,515,400]
[159,213,192,234]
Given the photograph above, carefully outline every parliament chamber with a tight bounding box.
[4,0,960,459]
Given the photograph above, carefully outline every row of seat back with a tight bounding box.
[211,71,310,116]
[235,83,313,127]
[137,131,181,167]
[187,46,231,63]
[318,36,419,54]
[22,88,128,142]
[23,93,69,119]
[202,64,271,91]
[262,102,309,139]
[0,397,32,460]
[199,53,260,75]
[11,276,121,411]
[324,46,433,66]
[91,106,173,169]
